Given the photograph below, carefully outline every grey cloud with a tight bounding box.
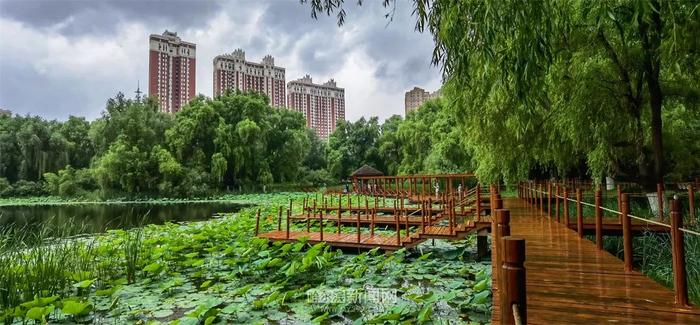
[0,0,441,121]
[0,0,224,35]
[0,63,109,119]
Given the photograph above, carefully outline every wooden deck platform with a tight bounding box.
[302,206,460,215]
[492,198,700,324]
[288,213,444,226]
[256,231,420,250]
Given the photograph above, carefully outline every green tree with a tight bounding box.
[327,117,383,179]
[305,0,700,186]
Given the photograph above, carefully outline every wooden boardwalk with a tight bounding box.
[257,231,415,250]
[492,198,700,324]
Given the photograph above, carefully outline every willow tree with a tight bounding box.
[304,0,700,186]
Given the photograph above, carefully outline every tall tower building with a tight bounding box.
[213,49,286,107]
[287,75,345,139]
[404,86,440,115]
[148,31,196,114]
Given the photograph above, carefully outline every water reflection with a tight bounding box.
[0,201,247,234]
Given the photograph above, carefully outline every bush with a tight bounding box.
[0,178,10,197]
[43,167,98,197]
[298,167,335,187]
[10,180,46,197]
[173,168,210,197]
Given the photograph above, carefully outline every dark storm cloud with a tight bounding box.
[0,0,441,120]
[0,0,224,34]
[0,63,105,119]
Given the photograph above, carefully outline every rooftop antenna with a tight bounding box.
[135,80,143,100]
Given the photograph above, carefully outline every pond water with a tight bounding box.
[0,201,248,234]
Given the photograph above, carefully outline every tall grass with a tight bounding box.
[598,208,700,305]
[124,227,144,284]
[0,215,148,322]
[0,220,96,313]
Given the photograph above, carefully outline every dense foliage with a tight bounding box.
[323,98,475,180]
[306,0,700,188]
[0,92,324,198]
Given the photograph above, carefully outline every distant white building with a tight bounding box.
[148,30,196,114]
[0,108,10,117]
[213,49,286,107]
[287,75,345,139]
[405,86,440,114]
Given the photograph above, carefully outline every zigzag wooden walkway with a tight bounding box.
[492,198,700,324]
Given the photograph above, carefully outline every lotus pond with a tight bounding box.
[0,193,492,324]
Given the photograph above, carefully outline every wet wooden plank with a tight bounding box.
[257,230,417,250]
[492,198,700,324]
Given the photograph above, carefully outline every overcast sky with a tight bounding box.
[0,0,442,121]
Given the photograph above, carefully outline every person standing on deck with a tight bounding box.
[434,182,440,200]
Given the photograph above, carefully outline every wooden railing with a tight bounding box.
[519,181,698,307]
[254,184,493,245]
[491,196,527,325]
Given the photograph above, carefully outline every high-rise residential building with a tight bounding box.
[148,30,196,114]
[404,86,440,114]
[287,75,345,139]
[213,49,286,107]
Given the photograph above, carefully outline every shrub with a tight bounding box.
[0,178,10,197]
[11,180,45,197]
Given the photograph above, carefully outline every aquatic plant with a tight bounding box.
[0,192,492,324]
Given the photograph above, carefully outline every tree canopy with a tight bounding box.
[0,91,318,198]
[306,0,700,187]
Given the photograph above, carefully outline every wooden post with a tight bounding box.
[428,197,433,226]
[308,200,315,232]
[689,185,696,224]
[447,198,454,235]
[337,200,342,234]
[525,183,529,205]
[254,209,261,236]
[356,204,361,243]
[657,183,665,222]
[595,190,603,250]
[421,201,426,233]
[547,181,552,218]
[370,209,375,237]
[365,197,369,220]
[286,209,290,239]
[539,183,544,211]
[621,194,633,272]
[555,185,560,223]
[500,237,527,325]
[476,185,482,221]
[395,202,401,245]
[404,211,410,239]
[303,197,308,217]
[460,182,465,216]
[670,198,689,307]
[277,206,282,231]
[563,188,569,226]
[617,184,622,224]
[495,194,503,210]
[319,205,324,241]
[495,209,511,307]
[576,188,583,238]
